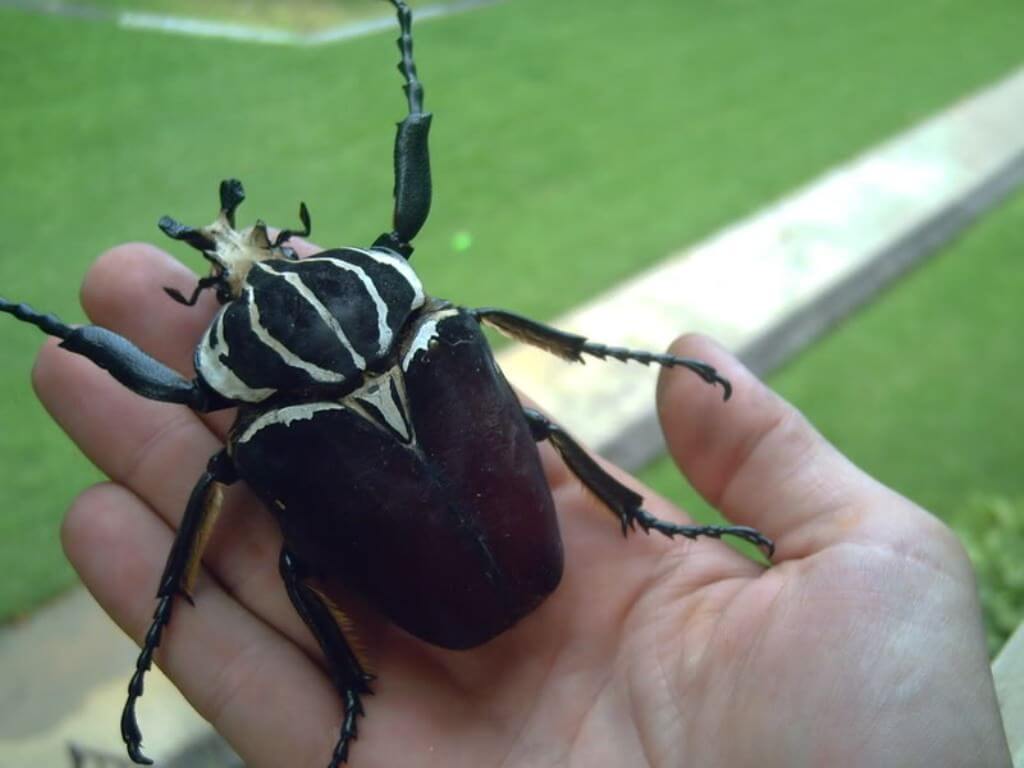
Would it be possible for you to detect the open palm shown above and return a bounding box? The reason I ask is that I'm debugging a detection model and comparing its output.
[34,243,1008,768]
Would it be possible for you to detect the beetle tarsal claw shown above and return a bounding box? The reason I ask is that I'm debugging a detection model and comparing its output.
[163,286,188,304]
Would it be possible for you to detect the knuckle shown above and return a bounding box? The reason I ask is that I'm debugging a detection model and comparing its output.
[80,243,172,314]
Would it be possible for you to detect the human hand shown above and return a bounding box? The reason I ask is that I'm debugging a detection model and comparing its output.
[34,242,1009,767]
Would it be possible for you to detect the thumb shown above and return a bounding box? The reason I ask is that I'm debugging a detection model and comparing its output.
[656,334,961,565]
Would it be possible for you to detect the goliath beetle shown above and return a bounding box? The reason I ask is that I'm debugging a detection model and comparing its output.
[0,2,773,765]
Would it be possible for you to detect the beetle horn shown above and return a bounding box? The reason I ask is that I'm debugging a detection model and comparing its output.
[219,179,245,228]
[273,202,312,247]
[251,221,272,249]
[158,216,217,253]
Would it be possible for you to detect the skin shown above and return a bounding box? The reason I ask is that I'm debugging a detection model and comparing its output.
[31,241,1010,768]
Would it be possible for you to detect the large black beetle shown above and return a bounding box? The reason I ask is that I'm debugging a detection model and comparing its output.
[0,2,773,765]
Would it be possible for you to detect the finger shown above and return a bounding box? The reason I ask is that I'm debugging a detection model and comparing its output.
[513,390,764,587]
[32,337,312,653]
[62,482,346,768]
[79,243,234,438]
[80,238,323,440]
[38,240,342,652]
[656,335,951,560]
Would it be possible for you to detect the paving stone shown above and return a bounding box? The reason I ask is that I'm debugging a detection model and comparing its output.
[0,589,216,767]
[496,66,1024,471]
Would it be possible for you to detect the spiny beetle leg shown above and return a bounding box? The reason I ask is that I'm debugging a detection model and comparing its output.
[523,408,774,558]
[164,275,219,307]
[0,298,233,411]
[122,450,238,765]
[0,297,71,339]
[629,507,775,555]
[472,308,732,400]
[280,550,374,767]
[374,0,433,258]
[389,0,424,114]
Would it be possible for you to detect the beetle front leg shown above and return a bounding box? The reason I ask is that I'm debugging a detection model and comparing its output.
[0,298,232,411]
[473,307,732,400]
[279,550,374,767]
[373,0,432,258]
[122,450,238,765]
[522,408,774,557]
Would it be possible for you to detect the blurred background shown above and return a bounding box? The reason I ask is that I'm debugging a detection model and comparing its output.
[1,0,1023,758]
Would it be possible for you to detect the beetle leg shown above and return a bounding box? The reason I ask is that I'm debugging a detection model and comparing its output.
[522,408,774,558]
[163,275,220,307]
[279,549,375,767]
[0,298,233,411]
[373,0,432,258]
[472,307,733,400]
[122,450,238,765]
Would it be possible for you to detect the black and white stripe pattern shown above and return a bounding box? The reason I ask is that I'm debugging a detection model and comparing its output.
[236,366,415,447]
[195,247,425,402]
[346,366,415,444]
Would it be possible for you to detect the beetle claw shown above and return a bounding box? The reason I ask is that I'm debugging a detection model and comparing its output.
[125,743,153,766]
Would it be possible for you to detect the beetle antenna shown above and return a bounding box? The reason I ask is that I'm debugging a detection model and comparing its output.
[388,0,424,114]
[273,202,312,247]
[372,0,433,258]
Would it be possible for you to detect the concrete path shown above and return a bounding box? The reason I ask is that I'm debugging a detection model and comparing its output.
[0,0,504,46]
[0,588,226,767]
[2,63,1022,768]
[995,621,1024,767]
[497,65,1024,471]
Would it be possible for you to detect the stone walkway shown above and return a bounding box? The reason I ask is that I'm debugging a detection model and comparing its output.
[2,64,1022,768]
[0,0,504,46]
[497,65,1024,471]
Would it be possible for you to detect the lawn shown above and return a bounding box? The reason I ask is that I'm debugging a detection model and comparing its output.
[2,0,1024,620]
[639,186,1024,652]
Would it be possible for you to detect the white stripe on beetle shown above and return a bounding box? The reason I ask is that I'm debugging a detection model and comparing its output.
[247,287,348,384]
[197,307,276,403]
[301,255,397,355]
[362,248,426,312]
[238,402,348,444]
[348,367,413,442]
[255,261,367,370]
[401,308,460,372]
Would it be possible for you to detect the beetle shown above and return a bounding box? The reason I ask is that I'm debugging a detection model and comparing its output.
[0,2,774,766]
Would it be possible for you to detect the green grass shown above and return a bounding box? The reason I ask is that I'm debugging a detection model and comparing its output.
[640,187,1024,648]
[2,0,1024,621]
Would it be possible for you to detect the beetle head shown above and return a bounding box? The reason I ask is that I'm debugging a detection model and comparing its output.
[160,179,311,306]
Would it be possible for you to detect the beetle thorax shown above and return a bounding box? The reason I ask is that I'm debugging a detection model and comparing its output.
[195,247,427,404]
